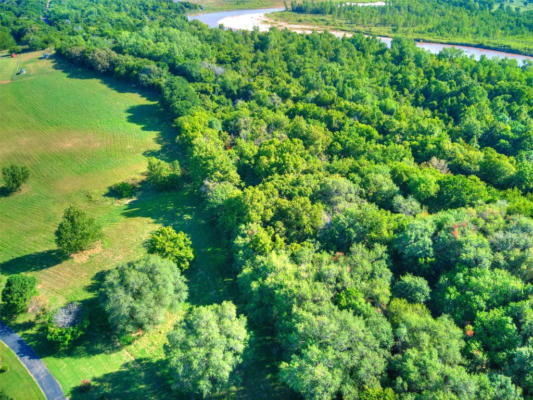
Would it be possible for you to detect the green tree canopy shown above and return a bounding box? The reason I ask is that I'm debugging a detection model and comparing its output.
[55,206,102,255]
[100,256,188,333]
[1,275,37,317]
[165,301,248,398]
[147,226,194,271]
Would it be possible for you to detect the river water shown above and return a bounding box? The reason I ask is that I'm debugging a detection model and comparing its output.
[189,8,533,64]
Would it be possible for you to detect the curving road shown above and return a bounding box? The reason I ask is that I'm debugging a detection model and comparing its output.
[0,322,66,400]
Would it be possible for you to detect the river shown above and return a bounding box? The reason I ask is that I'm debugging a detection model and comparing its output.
[189,8,533,64]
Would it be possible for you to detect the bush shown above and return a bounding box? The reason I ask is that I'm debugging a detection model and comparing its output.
[2,164,29,193]
[147,227,194,271]
[55,206,102,255]
[1,275,37,316]
[46,303,88,350]
[111,181,136,198]
[147,158,181,190]
[100,256,188,333]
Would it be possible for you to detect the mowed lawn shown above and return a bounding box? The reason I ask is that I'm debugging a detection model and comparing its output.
[0,340,46,400]
[0,52,233,398]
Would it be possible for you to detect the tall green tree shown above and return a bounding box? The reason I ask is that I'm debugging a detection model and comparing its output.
[100,256,188,333]
[165,301,248,398]
[55,206,101,255]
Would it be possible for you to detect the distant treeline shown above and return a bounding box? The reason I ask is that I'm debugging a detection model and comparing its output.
[288,0,533,54]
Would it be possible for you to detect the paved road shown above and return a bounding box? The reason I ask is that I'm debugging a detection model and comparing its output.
[0,322,66,400]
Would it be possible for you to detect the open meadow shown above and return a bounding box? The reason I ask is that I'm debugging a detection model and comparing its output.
[0,51,242,398]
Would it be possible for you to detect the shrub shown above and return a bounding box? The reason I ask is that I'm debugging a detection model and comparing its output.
[46,303,88,350]
[1,275,37,316]
[55,206,102,255]
[147,158,181,190]
[111,181,136,198]
[147,227,194,271]
[2,164,29,193]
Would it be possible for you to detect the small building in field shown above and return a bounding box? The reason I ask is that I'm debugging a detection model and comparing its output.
[10,53,16,58]
[42,53,49,59]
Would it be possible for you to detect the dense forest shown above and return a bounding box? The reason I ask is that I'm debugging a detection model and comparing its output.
[286,0,533,54]
[1,0,533,398]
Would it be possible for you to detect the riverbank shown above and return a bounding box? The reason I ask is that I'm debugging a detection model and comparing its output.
[269,11,533,57]
[186,0,284,13]
[198,9,533,63]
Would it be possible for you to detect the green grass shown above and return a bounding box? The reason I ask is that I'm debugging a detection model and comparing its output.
[0,341,46,400]
[0,51,233,397]
[0,54,19,81]
[188,0,285,12]
[0,51,291,399]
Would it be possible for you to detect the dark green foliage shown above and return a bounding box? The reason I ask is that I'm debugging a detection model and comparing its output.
[165,301,248,398]
[147,226,194,271]
[100,256,188,333]
[1,275,37,317]
[392,274,431,303]
[110,181,136,198]
[55,206,102,255]
[2,164,29,193]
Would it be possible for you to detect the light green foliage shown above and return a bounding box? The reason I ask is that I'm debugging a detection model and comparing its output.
[147,226,194,270]
[165,301,248,398]
[100,256,188,333]
[321,203,395,251]
[2,164,29,193]
[474,308,522,366]
[280,305,390,400]
[54,205,102,255]
[147,157,181,190]
[435,267,526,324]
[1,275,37,316]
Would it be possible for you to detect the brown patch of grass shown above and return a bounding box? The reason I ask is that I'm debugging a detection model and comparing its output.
[72,241,103,263]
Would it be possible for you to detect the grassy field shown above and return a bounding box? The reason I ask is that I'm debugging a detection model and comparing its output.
[0,51,291,399]
[0,341,45,400]
[0,51,231,398]
[188,0,285,12]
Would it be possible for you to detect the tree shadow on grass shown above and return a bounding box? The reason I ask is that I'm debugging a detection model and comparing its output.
[50,57,160,101]
[125,103,183,164]
[70,358,172,400]
[122,186,235,306]
[0,249,66,275]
